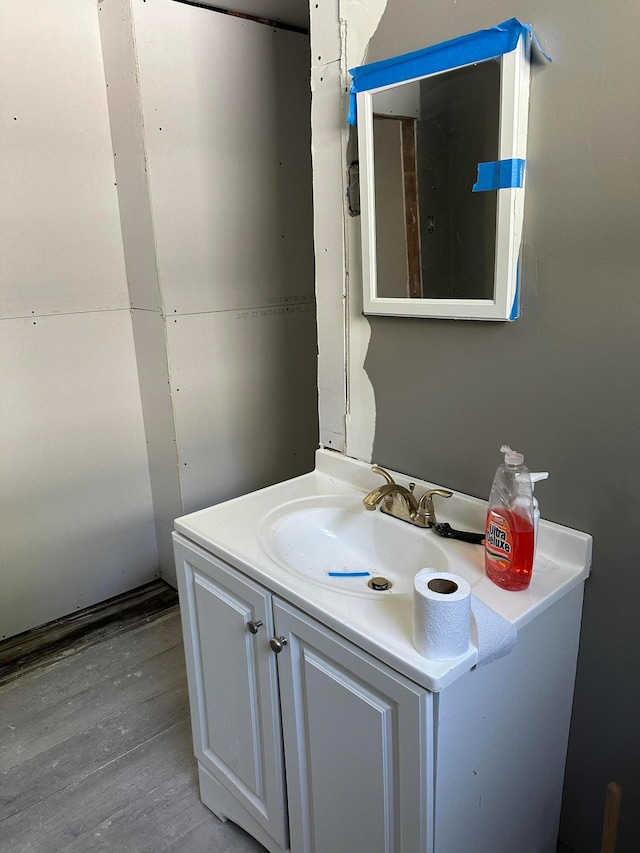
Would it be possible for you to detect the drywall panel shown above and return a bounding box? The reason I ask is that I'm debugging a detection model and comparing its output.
[310,0,340,65]
[98,0,163,312]
[0,311,158,639]
[131,0,314,315]
[310,0,388,456]
[166,308,318,515]
[155,517,179,588]
[310,60,347,450]
[130,309,183,569]
[0,0,129,319]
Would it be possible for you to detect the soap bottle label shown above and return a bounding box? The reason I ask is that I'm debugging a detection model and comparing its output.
[485,511,513,567]
[484,508,535,590]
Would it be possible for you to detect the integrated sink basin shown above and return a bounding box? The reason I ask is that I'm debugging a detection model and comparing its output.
[175,448,592,690]
[259,495,449,595]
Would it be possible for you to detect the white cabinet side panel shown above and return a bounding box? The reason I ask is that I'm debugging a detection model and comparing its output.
[0,0,129,319]
[0,312,157,639]
[167,309,318,514]
[131,0,315,315]
[434,586,584,853]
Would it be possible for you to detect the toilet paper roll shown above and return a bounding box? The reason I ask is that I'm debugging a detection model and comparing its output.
[413,569,472,660]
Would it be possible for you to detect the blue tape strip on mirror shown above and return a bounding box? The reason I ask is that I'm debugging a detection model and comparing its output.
[472,158,526,192]
[347,18,550,126]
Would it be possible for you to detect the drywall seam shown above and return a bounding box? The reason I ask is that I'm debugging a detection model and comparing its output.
[0,307,136,321]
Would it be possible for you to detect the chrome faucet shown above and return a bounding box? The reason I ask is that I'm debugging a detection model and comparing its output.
[363,466,452,529]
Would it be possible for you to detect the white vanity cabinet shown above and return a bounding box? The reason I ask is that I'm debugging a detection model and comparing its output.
[172,451,590,853]
[174,535,434,853]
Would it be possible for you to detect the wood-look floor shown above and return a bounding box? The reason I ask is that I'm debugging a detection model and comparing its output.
[0,597,267,852]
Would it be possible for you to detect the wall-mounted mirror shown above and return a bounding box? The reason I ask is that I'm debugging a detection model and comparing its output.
[350,20,536,320]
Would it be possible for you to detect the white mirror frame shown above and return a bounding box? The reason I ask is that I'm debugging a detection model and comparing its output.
[358,37,531,320]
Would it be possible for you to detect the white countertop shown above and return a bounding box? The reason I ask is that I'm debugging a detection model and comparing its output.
[174,449,592,691]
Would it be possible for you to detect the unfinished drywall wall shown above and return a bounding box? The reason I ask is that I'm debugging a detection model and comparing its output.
[318,1,639,850]
[308,0,388,459]
[308,0,348,451]
[0,0,158,638]
[101,0,318,583]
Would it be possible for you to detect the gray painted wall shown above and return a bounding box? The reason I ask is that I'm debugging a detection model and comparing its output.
[362,2,639,851]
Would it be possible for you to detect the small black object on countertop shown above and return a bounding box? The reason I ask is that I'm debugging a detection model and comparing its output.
[431,522,485,546]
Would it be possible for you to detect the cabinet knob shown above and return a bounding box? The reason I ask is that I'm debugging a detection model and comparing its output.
[269,636,288,654]
[247,620,263,634]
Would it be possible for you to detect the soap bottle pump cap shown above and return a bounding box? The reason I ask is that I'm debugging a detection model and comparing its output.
[530,472,549,490]
[500,444,524,466]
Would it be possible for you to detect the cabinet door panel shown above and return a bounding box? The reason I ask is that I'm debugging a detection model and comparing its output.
[300,648,397,851]
[274,599,433,853]
[174,537,287,847]
[192,572,264,791]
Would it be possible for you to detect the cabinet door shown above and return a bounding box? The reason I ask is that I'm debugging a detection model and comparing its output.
[174,537,288,848]
[274,599,434,853]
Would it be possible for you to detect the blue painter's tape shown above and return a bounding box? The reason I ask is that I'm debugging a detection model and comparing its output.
[328,571,371,577]
[472,158,526,192]
[509,261,521,321]
[347,18,550,126]
[346,87,358,126]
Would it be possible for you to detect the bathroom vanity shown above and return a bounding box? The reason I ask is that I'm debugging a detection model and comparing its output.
[173,450,591,853]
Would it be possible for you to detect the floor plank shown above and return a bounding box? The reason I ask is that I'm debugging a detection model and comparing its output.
[0,600,267,853]
[63,763,265,853]
[0,640,187,773]
[0,717,195,850]
[0,682,188,821]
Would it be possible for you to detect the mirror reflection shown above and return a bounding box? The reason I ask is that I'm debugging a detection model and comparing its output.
[373,59,501,301]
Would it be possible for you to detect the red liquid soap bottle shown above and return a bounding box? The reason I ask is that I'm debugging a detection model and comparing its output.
[484,445,535,591]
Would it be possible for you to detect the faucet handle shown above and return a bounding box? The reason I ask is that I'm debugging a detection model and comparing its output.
[416,488,454,526]
[371,467,417,498]
[418,488,454,510]
[371,466,396,485]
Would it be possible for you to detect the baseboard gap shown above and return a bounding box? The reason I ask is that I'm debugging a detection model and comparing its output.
[0,580,179,685]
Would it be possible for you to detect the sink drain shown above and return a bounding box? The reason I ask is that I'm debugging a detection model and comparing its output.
[368,576,392,591]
